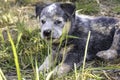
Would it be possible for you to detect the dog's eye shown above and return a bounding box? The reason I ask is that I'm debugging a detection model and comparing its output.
[54,20,62,25]
[41,20,46,24]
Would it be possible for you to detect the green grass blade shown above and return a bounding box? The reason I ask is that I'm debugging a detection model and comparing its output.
[7,30,21,80]
[0,68,7,80]
[82,31,91,80]
[87,66,120,71]
[0,29,4,43]
[74,63,78,80]
[46,70,54,80]
[16,32,22,49]
[35,60,39,80]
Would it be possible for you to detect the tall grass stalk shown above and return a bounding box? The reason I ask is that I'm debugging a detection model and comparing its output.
[0,68,6,80]
[74,63,79,80]
[35,60,39,80]
[7,29,21,80]
[60,21,70,64]
[46,70,54,80]
[82,31,91,80]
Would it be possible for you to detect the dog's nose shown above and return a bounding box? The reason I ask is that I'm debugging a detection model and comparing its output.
[43,29,52,37]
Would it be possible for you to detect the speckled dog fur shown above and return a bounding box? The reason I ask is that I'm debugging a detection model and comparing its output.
[35,2,120,76]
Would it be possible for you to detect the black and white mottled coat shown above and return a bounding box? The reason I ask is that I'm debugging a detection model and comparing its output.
[35,2,120,76]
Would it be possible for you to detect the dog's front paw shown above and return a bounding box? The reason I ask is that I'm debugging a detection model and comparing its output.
[51,63,71,77]
[38,66,44,72]
[38,65,50,72]
[96,49,118,60]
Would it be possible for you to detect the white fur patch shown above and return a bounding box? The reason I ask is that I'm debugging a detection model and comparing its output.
[76,13,94,21]
[76,13,94,19]
[47,4,57,12]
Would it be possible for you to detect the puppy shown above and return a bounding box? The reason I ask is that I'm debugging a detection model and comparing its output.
[35,2,120,76]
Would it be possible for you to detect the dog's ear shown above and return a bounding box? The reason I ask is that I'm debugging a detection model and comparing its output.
[60,3,75,17]
[35,2,48,17]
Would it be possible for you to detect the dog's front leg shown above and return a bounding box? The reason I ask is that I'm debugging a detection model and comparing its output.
[52,52,81,77]
[38,51,57,72]
[38,55,52,72]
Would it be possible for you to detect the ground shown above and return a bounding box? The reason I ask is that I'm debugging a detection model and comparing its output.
[0,0,120,80]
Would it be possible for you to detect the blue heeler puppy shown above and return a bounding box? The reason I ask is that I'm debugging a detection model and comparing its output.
[35,2,120,76]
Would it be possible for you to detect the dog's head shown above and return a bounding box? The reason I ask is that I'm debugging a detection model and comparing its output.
[35,2,75,42]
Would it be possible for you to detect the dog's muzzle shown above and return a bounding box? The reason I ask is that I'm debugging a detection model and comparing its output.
[43,29,52,38]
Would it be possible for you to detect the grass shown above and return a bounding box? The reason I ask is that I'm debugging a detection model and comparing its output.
[0,68,7,80]
[82,31,91,80]
[7,28,21,80]
[76,0,99,15]
[0,0,120,80]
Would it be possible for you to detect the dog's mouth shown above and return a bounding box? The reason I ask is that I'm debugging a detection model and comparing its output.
[43,36,61,43]
[45,37,56,40]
